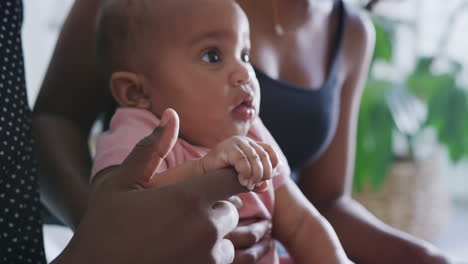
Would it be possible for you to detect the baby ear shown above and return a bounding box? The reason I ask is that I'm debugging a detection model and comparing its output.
[110,72,151,109]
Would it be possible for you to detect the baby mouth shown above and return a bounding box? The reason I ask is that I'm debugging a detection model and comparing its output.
[232,97,256,121]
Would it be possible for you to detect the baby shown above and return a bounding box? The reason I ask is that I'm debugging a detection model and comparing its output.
[92,0,350,263]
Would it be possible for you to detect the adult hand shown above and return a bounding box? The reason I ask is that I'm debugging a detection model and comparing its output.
[53,109,247,264]
[416,246,452,264]
[226,220,274,263]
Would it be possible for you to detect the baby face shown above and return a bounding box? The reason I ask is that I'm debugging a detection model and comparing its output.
[142,0,259,148]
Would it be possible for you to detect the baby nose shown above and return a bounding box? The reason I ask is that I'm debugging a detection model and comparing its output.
[230,62,252,87]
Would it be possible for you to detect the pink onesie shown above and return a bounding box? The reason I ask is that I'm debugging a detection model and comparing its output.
[92,108,291,264]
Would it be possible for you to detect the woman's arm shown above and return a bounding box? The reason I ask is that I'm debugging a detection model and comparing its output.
[33,0,111,229]
[297,8,449,264]
[274,178,349,263]
[52,123,246,264]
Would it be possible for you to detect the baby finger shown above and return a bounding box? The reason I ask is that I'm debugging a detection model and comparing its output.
[248,140,273,182]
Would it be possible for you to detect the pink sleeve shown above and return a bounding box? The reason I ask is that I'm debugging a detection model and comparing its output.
[248,118,291,190]
[91,108,161,181]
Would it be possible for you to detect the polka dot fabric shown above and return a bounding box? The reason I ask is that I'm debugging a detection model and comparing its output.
[0,0,46,263]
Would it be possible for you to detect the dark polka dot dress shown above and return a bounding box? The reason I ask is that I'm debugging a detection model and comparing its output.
[0,0,46,263]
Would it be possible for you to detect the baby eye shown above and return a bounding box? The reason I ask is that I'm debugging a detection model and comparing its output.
[201,49,221,63]
[241,52,250,63]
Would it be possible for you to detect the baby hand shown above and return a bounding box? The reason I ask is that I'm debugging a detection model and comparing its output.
[201,136,280,191]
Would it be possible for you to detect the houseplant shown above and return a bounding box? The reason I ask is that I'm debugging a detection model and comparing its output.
[352,13,468,240]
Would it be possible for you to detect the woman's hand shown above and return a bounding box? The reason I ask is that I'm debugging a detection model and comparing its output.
[226,219,274,263]
[53,110,247,264]
[413,245,452,264]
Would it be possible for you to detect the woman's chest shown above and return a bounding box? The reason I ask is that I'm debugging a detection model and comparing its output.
[256,68,344,172]
[251,38,333,90]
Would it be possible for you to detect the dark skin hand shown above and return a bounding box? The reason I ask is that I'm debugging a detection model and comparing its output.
[236,0,450,263]
[51,110,247,264]
[33,0,106,229]
[225,220,274,263]
[33,0,272,261]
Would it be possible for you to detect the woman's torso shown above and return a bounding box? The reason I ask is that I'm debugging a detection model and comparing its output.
[245,0,348,177]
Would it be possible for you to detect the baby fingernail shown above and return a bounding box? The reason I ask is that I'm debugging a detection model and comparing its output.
[249,180,255,190]
[239,177,247,187]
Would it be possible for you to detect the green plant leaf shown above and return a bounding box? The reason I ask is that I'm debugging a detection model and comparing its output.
[372,19,393,63]
[354,79,393,191]
[354,23,468,192]
[407,57,468,163]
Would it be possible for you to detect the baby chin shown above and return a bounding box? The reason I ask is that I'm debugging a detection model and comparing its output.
[231,116,257,137]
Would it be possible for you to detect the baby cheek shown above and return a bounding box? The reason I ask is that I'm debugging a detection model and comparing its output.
[251,74,260,90]
[252,80,261,104]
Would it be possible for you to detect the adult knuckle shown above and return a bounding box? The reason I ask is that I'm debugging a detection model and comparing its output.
[204,217,221,243]
[238,252,257,264]
[244,231,259,245]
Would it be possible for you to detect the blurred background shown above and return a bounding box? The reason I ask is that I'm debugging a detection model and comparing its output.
[21,0,468,262]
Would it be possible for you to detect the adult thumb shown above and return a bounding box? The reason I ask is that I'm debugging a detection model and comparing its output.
[116,108,179,188]
[179,168,249,205]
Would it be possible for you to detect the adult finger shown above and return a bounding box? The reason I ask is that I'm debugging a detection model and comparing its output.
[233,238,273,264]
[227,195,244,209]
[226,220,272,249]
[181,168,248,205]
[212,238,236,264]
[210,200,240,242]
[172,169,247,231]
[117,108,179,187]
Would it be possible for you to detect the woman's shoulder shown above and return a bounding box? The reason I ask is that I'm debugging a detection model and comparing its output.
[333,3,376,98]
[340,3,376,78]
[342,3,375,54]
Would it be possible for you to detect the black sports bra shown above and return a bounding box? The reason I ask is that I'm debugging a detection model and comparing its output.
[256,0,346,177]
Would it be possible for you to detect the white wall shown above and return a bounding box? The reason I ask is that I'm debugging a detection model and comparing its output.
[22,0,73,107]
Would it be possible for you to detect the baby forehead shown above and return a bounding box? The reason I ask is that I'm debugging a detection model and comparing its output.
[143,0,248,40]
[141,0,239,16]
[160,1,246,27]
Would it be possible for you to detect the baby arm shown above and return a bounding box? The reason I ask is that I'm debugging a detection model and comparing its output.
[273,178,352,264]
[93,136,279,191]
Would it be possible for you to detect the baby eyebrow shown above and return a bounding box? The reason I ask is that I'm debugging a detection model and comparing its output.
[188,30,233,46]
